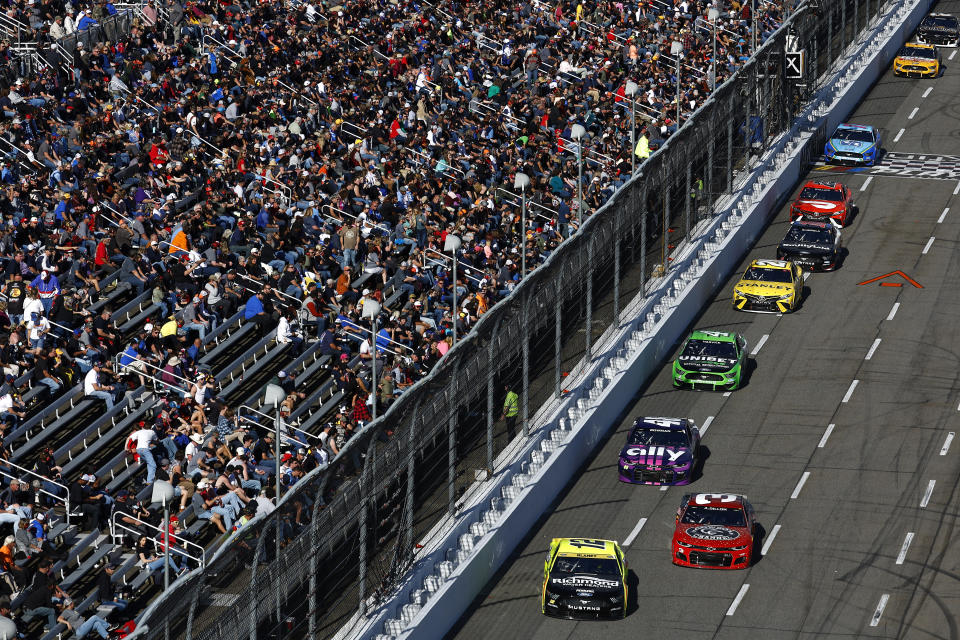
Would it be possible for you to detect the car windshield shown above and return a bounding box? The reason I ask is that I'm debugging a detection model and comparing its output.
[784,226,833,244]
[898,45,936,59]
[833,128,874,143]
[629,427,690,447]
[681,506,747,527]
[798,187,844,201]
[552,557,621,577]
[680,339,738,360]
[924,15,957,28]
[742,267,793,283]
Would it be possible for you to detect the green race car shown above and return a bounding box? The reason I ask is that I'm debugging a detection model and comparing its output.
[672,330,747,391]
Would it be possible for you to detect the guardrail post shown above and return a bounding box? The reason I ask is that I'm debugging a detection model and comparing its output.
[585,240,593,357]
[554,282,562,399]
[522,293,530,438]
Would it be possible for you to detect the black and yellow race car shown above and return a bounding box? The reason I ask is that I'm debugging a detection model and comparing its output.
[541,538,628,619]
[893,42,941,78]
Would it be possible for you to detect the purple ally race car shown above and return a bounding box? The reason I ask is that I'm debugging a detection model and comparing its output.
[618,417,701,485]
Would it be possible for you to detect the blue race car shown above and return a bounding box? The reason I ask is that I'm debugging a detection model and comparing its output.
[824,123,881,166]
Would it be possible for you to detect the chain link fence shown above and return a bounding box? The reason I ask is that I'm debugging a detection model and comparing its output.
[131,1,891,638]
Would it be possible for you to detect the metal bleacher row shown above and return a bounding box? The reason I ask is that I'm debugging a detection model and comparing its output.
[0,252,408,638]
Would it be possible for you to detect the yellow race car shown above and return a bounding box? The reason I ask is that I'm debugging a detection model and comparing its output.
[894,42,941,77]
[732,259,803,313]
[541,538,628,619]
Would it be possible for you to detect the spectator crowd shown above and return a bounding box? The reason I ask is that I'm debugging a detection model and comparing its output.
[0,0,793,635]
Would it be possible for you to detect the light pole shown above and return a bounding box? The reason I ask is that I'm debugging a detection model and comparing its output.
[361,298,381,421]
[443,233,461,345]
[152,480,176,590]
[570,123,586,228]
[514,172,530,279]
[671,40,683,126]
[624,81,638,175]
[708,7,720,91]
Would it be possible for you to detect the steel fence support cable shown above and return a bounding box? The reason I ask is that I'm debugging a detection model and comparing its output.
[522,293,530,438]
[554,280,562,399]
[447,363,459,516]
[613,209,621,325]
[585,239,593,357]
[684,160,692,242]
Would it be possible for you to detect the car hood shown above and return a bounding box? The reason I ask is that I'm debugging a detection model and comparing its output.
[619,444,693,467]
[896,56,936,64]
[735,280,793,295]
[548,574,622,596]
[794,199,844,213]
[676,354,739,372]
[829,138,875,153]
[675,523,752,548]
[920,24,956,32]
[778,241,834,255]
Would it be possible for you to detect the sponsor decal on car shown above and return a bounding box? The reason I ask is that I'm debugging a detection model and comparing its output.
[552,576,620,588]
[685,526,740,541]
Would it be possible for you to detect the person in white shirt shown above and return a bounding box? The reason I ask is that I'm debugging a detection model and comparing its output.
[130,426,158,484]
[276,310,303,356]
[84,363,116,409]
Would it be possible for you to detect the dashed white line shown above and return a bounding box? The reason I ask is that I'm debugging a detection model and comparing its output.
[860,176,873,192]
[887,302,900,321]
[842,380,860,403]
[893,128,905,143]
[951,50,958,61]
[700,416,714,436]
[791,471,811,499]
[908,107,919,120]
[750,334,769,356]
[761,524,781,556]
[865,338,881,360]
[895,532,915,565]
[723,391,732,397]
[941,432,955,455]
[726,584,750,616]
[870,594,890,627]
[954,180,960,196]
[923,86,934,98]
[921,480,936,508]
[922,237,935,254]
[660,485,668,491]
[818,423,836,448]
[622,517,647,546]
[939,207,950,224]
[802,270,811,282]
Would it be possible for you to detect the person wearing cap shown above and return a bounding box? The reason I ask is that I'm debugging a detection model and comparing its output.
[225,447,264,491]
[68,474,103,531]
[130,423,158,485]
[0,386,26,427]
[118,250,148,295]
[0,534,26,591]
[84,360,119,409]
[57,594,115,638]
[276,308,304,357]
[118,338,147,387]
[96,561,129,612]
[14,519,43,559]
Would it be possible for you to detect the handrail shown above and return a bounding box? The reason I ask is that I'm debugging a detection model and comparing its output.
[238,404,321,445]
[0,461,70,524]
[203,31,243,61]
[110,511,205,568]
[336,318,411,355]
[110,361,190,397]
[117,355,207,389]
[233,272,300,304]
[495,188,557,219]
[423,248,487,278]
[422,256,484,286]
[256,172,292,205]
[320,204,391,233]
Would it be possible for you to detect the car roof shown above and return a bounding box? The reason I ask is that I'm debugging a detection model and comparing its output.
[801,180,842,190]
[748,259,791,270]
[928,12,956,18]
[688,330,737,342]
[900,41,936,50]
[632,416,691,431]
[686,493,748,508]
[789,220,833,231]
[554,538,619,558]
[835,123,874,132]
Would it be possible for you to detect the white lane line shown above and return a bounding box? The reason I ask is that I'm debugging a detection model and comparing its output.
[700,416,714,436]
[818,423,836,448]
[842,380,860,403]
[802,270,811,282]
[750,334,769,356]
[893,128,905,143]
[951,50,958,61]
[660,485,668,491]
[761,524,781,556]
[887,302,900,321]
[791,471,811,499]
[895,532,915,565]
[622,517,647,546]
[865,338,881,360]
[954,180,960,196]
[723,391,732,397]
[921,480,936,508]
[908,107,919,120]
[870,594,890,627]
[939,207,950,224]
[860,176,873,192]
[726,584,750,616]
[941,432,955,455]
[922,237,935,254]
[923,86,933,98]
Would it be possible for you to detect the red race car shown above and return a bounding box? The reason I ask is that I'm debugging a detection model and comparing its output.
[789,180,853,226]
[672,493,758,570]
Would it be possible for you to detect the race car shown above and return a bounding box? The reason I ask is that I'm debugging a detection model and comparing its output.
[618,417,701,485]
[672,493,758,570]
[671,331,747,391]
[824,123,881,166]
[777,220,843,271]
[789,180,853,226]
[916,13,960,47]
[732,259,803,314]
[541,538,628,619]
[893,42,941,78]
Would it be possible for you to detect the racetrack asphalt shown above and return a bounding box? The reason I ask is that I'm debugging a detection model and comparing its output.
[447,5,960,639]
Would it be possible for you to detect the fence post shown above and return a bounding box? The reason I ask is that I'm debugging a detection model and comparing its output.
[613,212,621,324]
[447,365,458,516]
[358,437,377,616]
[585,240,593,357]
[852,0,858,42]
[185,584,200,640]
[274,513,282,637]
[841,0,847,52]
[684,160,692,241]
[640,186,647,289]
[707,131,715,216]
[522,292,530,437]
[405,401,423,554]
[726,119,734,192]
[249,526,268,640]
[554,280,562,398]
[828,0,834,61]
